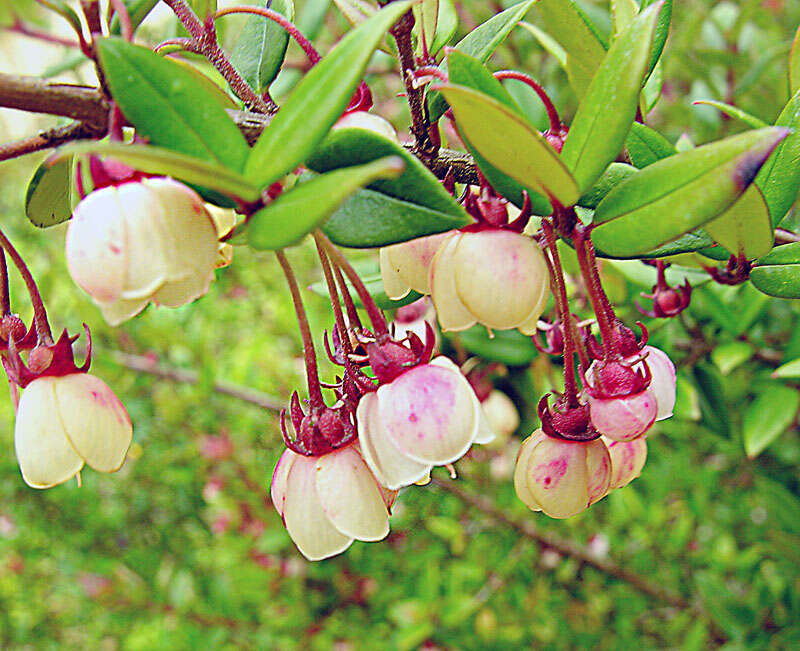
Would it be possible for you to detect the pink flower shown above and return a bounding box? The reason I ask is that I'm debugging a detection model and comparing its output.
[639,346,676,421]
[603,436,648,491]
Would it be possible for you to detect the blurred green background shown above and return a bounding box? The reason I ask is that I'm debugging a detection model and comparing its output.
[1,0,800,648]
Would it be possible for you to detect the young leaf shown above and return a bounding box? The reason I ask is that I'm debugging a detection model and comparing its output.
[750,242,800,299]
[754,89,800,227]
[743,384,799,458]
[321,187,470,248]
[230,0,294,94]
[247,157,405,250]
[430,0,457,56]
[560,2,662,193]
[577,163,637,209]
[110,0,159,34]
[704,185,773,260]
[306,127,466,218]
[50,142,261,202]
[642,0,671,78]
[790,24,800,96]
[625,122,677,168]
[772,358,800,380]
[692,100,769,129]
[611,0,638,39]
[592,127,789,257]
[439,85,579,206]
[427,0,536,122]
[413,0,438,57]
[25,157,73,228]
[519,21,567,68]
[245,0,413,189]
[96,38,250,172]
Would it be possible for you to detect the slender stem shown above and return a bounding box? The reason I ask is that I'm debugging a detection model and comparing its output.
[108,0,133,41]
[332,263,362,331]
[0,121,102,163]
[316,232,388,336]
[5,20,79,48]
[0,249,10,315]
[494,70,561,133]
[161,0,204,38]
[313,233,351,353]
[275,250,324,409]
[215,6,321,63]
[0,228,52,342]
[584,232,617,322]
[574,227,617,359]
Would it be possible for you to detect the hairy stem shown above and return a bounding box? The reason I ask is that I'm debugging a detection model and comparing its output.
[574,226,617,359]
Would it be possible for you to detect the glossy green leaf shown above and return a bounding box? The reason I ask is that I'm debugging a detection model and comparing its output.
[50,142,261,202]
[790,24,800,95]
[245,0,413,189]
[561,3,662,193]
[454,326,541,367]
[248,157,404,250]
[230,0,294,93]
[611,0,638,39]
[692,100,769,129]
[413,0,438,57]
[96,38,250,172]
[321,187,470,248]
[519,21,567,68]
[704,185,773,259]
[711,341,753,375]
[427,1,536,122]
[772,358,800,380]
[640,60,663,115]
[577,163,637,209]
[592,128,789,257]
[743,384,799,458]
[439,85,579,206]
[642,0,671,78]
[754,89,800,227]
[625,122,676,168]
[25,157,73,228]
[307,127,466,218]
[467,146,552,215]
[430,0,457,55]
[751,242,800,299]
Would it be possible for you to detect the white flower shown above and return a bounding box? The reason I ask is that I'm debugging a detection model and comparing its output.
[380,232,451,300]
[602,436,648,491]
[14,373,132,489]
[66,177,220,325]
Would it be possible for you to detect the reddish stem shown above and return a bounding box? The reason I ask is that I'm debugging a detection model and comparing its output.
[107,0,133,41]
[494,70,562,133]
[6,20,79,48]
[332,264,362,331]
[574,226,617,360]
[0,249,10,315]
[313,234,351,355]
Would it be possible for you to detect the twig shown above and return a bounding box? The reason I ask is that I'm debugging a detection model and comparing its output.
[0,121,103,162]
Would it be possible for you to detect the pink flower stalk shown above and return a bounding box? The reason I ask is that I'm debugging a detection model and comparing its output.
[356,356,494,490]
[603,436,648,491]
[270,444,395,561]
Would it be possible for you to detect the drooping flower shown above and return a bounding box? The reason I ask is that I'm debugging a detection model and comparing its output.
[270,445,394,561]
[65,177,220,325]
[603,436,647,491]
[638,346,676,421]
[380,232,451,300]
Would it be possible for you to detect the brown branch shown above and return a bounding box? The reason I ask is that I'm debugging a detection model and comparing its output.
[0,121,103,162]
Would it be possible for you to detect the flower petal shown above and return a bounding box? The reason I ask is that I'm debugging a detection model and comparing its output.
[387,233,449,295]
[589,390,657,441]
[513,432,544,511]
[641,346,676,421]
[584,438,611,505]
[525,437,590,519]
[270,448,298,518]
[428,356,494,445]
[98,297,150,327]
[283,455,353,561]
[604,436,647,490]
[14,378,83,489]
[52,373,133,473]
[152,271,214,308]
[356,393,432,490]
[380,247,412,300]
[516,274,551,335]
[315,446,390,542]
[429,233,476,332]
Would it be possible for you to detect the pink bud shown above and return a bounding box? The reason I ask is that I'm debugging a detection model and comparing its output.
[588,390,657,442]
[514,429,610,518]
[380,232,451,300]
[639,346,676,421]
[603,436,647,490]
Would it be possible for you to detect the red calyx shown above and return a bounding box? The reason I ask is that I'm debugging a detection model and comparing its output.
[538,394,599,442]
[365,322,435,386]
[280,391,357,457]
[3,325,92,389]
[637,278,692,318]
[585,357,652,400]
[584,320,648,360]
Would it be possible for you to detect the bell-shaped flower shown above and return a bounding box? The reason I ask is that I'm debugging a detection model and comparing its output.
[514,429,610,518]
[14,372,132,488]
[638,346,676,421]
[356,356,494,490]
[481,389,520,447]
[380,232,450,300]
[429,230,549,333]
[270,444,393,561]
[66,177,220,326]
[603,436,647,491]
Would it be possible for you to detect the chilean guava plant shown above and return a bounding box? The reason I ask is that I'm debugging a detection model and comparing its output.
[1,0,800,646]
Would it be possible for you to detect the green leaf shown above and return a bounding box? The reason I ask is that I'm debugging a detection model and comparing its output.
[519,21,567,68]
[230,0,294,94]
[592,128,789,257]
[577,163,637,209]
[711,341,753,375]
[534,0,606,96]
[25,157,73,228]
[454,326,541,366]
[790,24,800,95]
[439,85,579,206]
[245,0,413,189]
[247,157,405,250]
[413,0,438,57]
[306,127,466,217]
[611,0,638,39]
[50,142,261,202]
[113,0,159,33]
[692,363,730,436]
[333,0,374,26]
[772,358,800,380]
[754,89,800,227]
[427,1,536,122]
[310,261,422,310]
[751,242,800,299]
[642,0,671,78]
[430,0,457,56]
[96,38,250,172]
[743,384,799,458]
[704,184,773,259]
[560,2,662,192]
[692,99,769,129]
[625,122,677,168]
[189,0,216,19]
[321,188,469,248]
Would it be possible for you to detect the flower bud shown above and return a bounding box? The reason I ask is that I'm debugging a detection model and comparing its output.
[270,444,391,561]
[356,356,494,490]
[14,373,132,488]
[603,436,647,490]
[380,232,450,300]
[429,230,549,333]
[639,346,676,421]
[513,429,610,518]
[66,178,220,326]
[588,391,657,442]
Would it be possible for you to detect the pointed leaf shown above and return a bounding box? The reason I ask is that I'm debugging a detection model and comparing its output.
[642,0,671,78]
[248,157,405,250]
[230,0,294,93]
[560,2,662,192]
[519,21,567,68]
[772,358,800,380]
[751,242,800,299]
[439,85,579,206]
[625,122,677,168]
[611,0,638,39]
[96,38,250,172]
[704,184,773,259]
[577,163,637,209]
[430,0,457,55]
[427,1,536,122]
[743,384,799,458]
[692,99,768,129]
[245,0,413,189]
[592,128,789,257]
[790,24,800,95]
[25,157,73,228]
[413,0,438,57]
